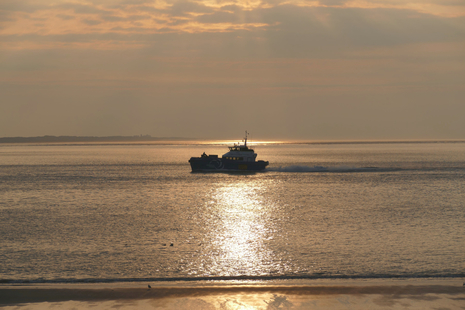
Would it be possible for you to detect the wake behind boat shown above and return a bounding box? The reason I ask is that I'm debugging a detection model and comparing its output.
[189,132,269,172]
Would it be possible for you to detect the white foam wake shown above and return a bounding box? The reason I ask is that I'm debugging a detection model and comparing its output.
[267,165,328,172]
[267,165,383,172]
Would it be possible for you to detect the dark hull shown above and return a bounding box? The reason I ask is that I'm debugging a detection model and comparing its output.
[189,157,268,172]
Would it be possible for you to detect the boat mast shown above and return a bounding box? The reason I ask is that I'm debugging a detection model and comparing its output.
[244,131,248,147]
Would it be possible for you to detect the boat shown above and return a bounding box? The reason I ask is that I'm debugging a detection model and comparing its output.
[189,132,269,172]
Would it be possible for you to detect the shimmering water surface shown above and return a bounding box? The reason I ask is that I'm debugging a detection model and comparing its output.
[0,142,464,283]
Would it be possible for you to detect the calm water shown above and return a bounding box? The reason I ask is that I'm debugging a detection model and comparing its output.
[0,142,464,283]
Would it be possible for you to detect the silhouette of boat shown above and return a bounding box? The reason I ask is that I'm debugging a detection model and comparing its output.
[189,132,269,172]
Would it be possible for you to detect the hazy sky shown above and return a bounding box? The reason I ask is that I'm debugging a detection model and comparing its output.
[1,0,464,140]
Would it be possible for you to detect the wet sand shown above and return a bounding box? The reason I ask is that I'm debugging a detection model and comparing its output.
[1,279,464,309]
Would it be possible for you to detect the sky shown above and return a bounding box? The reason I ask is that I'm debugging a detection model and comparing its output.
[1,0,464,140]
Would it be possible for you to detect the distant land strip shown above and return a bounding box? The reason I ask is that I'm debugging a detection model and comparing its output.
[0,135,195,144]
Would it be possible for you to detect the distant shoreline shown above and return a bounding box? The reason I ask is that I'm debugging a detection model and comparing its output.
[0,135,195,144]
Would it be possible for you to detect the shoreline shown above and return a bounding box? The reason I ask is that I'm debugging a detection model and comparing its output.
[2,278,464,309]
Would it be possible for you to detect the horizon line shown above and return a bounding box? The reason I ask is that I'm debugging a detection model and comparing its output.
[1,135,464,145]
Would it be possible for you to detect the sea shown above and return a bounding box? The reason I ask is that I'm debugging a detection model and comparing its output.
[1,141,464,285]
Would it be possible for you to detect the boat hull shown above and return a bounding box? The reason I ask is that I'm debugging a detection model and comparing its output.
[189,157,268,172]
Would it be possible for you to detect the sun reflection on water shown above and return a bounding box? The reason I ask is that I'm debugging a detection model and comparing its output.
[203,181,276,276]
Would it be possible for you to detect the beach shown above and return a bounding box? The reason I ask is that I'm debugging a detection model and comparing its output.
[2,279,465,309]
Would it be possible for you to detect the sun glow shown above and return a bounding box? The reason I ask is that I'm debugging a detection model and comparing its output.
[203,140,285,146]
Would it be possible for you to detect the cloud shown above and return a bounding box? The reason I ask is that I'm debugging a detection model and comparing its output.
[169,0,214,16]
[0,11,16,23]
[319,0,348,5]
[258,6,465,57]
[196,10,238,23]
[82,19,102,26]
[345,0,465,17]
[0,0,464,139]
[101,14,151,22]
[56,14,75,20]
[1,3,464,54]
[56,2,109,14]
[1,0,464,42]
[0,0,49,13]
